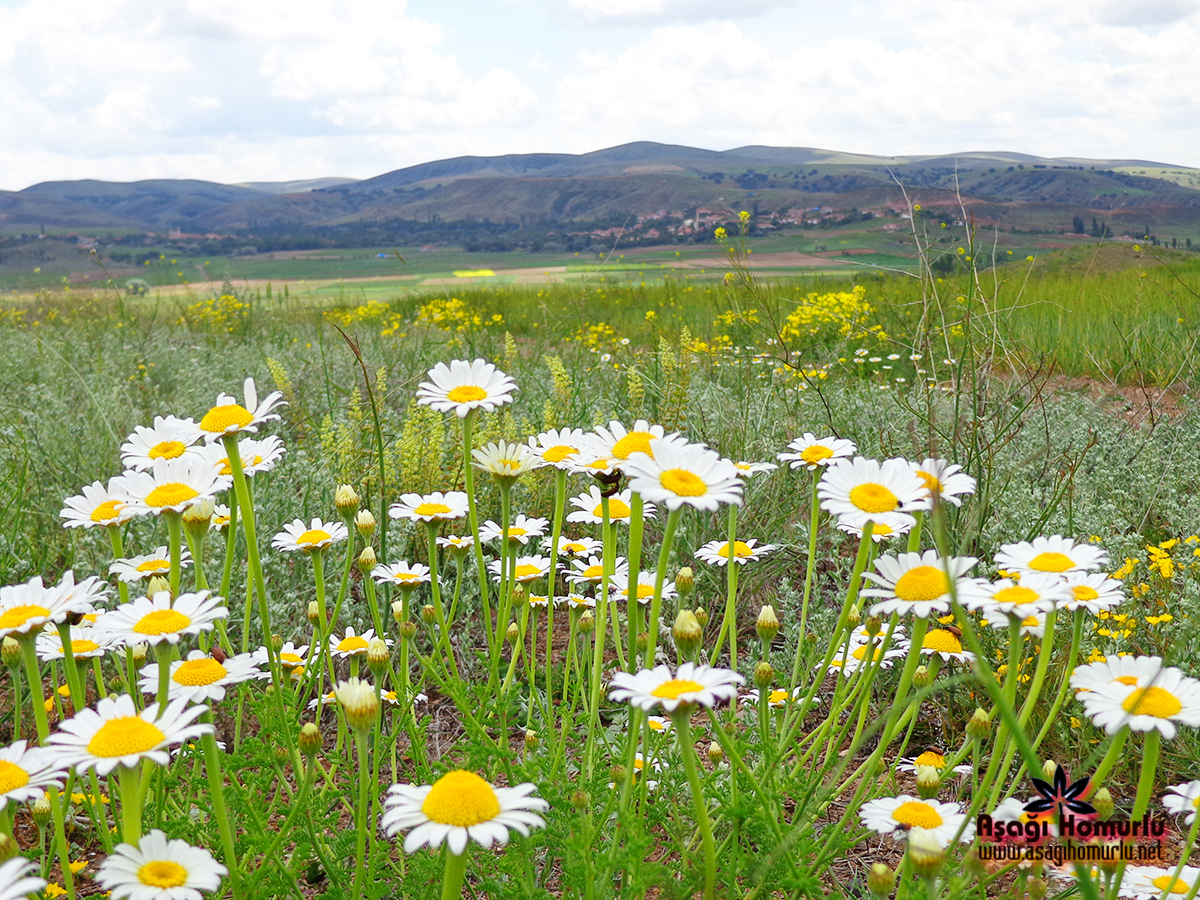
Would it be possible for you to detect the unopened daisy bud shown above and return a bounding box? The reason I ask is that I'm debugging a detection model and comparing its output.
[1042,759,1057,781]
[864,614,883,637]
[1,638,20,670]
[357,546,377,573]
[146,575,170,598]
[915,764,941,799]
[578,611,595,634]
[335,677,380,733]
[335,484,360,517]
[673,610,703,659]
[306,601,320,625]
[906,826,945,879]
[274,746,290,765]
[108,675,125,693]
[131,643,148,664]
[182,498,214,537]
[571,790,589,810]
[867,863,895,898]
[913,665,931,689]
[390,599,406,625]
[1092,787,1114,820]
[756,605,780,642]
[355,509,376,541]
[636,632,648,652]
[366,638,390,677]
[675,566,695,598]
[0,833,16,861]
[693,606,709,628]
[966,707,991,740]
[1028,877,1048,900]
[271,634,284,653]
[399,621,417,641]
[512,584,526,606]
[753,661,774,689]
[707,742,724,765]
[847,603,861,627]
[505,622,520,645]
[421,604,437,626]
[610,764,626,783]
[524,730,540,751]
[299,722,322,758]
[30,797,51,828]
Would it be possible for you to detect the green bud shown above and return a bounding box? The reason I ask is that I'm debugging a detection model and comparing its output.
[913,665,931,689]
[1093,787,1114,821]
[864,615,883,637]
[1,638,20,670]
[1028,878,1048,900]
[0,833,16,861]
[274,746,290,765]
[271,634,284,653]
[755,605,780,642]
[915,764,941,799]
[571,790,589,811]
[399,621,418,641]
[966,707,991,740]
[753,661,774,689]
[146,575,170,599]
[1042,759,1057,781]
[357,545,377,574]
[505,623,520,645]
[673,610,703,658]
[391,600,406,624]
[108,675,125,693]
[30,797,51,829]
[355,509,376,542]
[906,827,945,879]
[421,604,437,625]
[578,611,595,634]
[335,484,360,517]
[847,603,861,627]
[867,863,896,898]
[610,765,626,783]
[675,567,694,598]
[182,498,214,538]
[707,742,724,765]
[635,631,648,652]
[299,723,322,758]
[524,730,540,752]
[306,601,320,625]
[693,606,709,628]
[131,643,148,664]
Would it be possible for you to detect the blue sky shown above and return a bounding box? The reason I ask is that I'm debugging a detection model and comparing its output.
[1,0,1198,190]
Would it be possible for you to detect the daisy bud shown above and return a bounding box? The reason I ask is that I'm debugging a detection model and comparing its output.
[182,498,214,537]
[306,601,320,625]
[673,610,703,659]
[355,509,376,541]
[753,661,774,689]
[694,607,709,628]
[108,675,125,693]
[299,722,322,758]
[915,764,941,799]
[571,790,589,810]
[636,632,648,652]
[0,833,15,861]
[966,707,991,740]
[1028,878,1048,900]
[913,665,931,689]
[675,567,695,598]
[146,575,170,598]
[30,797,51,828]
[357,546,377,573]
[512,585,527,606]
[366,638,390,677]
[1093,787,1114,820]
[1,638,20,670]
[421,604,437,626]
[390,599,407,624]
[335,677,380,733]
[906,826,945,879]
[131,643,148,664]
[847,603,861,627]
[524,730,540,751]
[1042,759,1057,781]
[610,765,627,783]
[864,615,883,637]
[335,484,360,517]
[505,622,520,645]
[578,611,595,634]
[867,863,895,898]
[399,621,417,641]
[756,605,780,642]
[274,746,290,765]
[707,742,724,765]
[271,634,284,652]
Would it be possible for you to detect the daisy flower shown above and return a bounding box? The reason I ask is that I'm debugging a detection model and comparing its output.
[610,752,663,791]
[647,715,671,733]
[0,576,84,639]
[1079,664,1200,738]
[110,547,192,584]
[329,627,391,659]
[48,695,211,775]
[818,457,927,529]
[623,440,743,512]
[554,593,595,611]
[544,535,602,558]
[588,419,686,465]
[272,518,348,553]
[48,570,107,616]
[60,479,135,529]
[37,628,119,661]
[274,642,310,669]
[96,829,227,900]
[610,571,676,606]
[389,491,470,523]
[436,534,475,553]
[1059,572,1125,614]
[837,518,912,542]
[566,555,628,586]
[989,611,1047,639]
[608,662,744,713]
[1120,866,1200,900]
[732,460,777,478]
[472,440,544,479]
[478,515,548,545]
[1070,655,1165,694]
[567,487,656,526]
[566,452,621,477]
[416,359,516,418]
[139,650,267,703]
[778,433,856,471]
[198,377,285,440]
[488,555,551,584]
[958,573,1070,617]
[826,638,907,676]
[743,686,804,708]
[210,504,231,531]
[1163,780,1200,825]
[896,748,973,777]
[911,458,977,507]
[0,858,45,900]
[917,628,975,663]
[381,770,548,855]
[371,562,432,587]
[0,740,67,804]
[527,428,589,469]
[115,457,232,517]
[859,795,974,845]
[859,550,978,619]
[95,591,227,647]
[994,535,1109,576]
[694,538,778,567]
[202,435,286,477]
[120,416,204,471]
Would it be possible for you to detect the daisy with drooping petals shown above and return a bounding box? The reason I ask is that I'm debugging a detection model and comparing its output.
[0,740,67,803]
[272,518,348,553]
[120,416,204,471]
[198,377,285,440]
[1163,780,1200,825]
[329,627,392,659]
[48,695,211,775]
[818,457,927,529]
[743,686,804,708]
[918,628,975,663]
[210,504,231,531]
[732,460,777,478]
[694,538,778,567]
[0,577,81,639]
[96,829,227,900]
[544,535,602,558]
[959,573,1071,617]
[1079,664,1200,738]
[566,452,621,477]
[273,642,310,670]
[837,519,911,543]
[60,479,136,529]
[416,359,516,418]
[1058,572,1125,614]
[826,637,908,676]
[389,491,469,523]
[610,571,676,606]
[96,591,227,648]
[896,748,973,777]
[588,419,685,466]
[381,770,548,855]
[554,593,595,610]
[0,858,46,900]
[911,458,977,507]
[472,441,544,479]
[371,562,432,587]
[566,555,628,586]
[139,650,267,703]
[527,428,589,469]
[436,534,475,553]
[115,457,232,517]
[1120,866,1200,900]
[623,440,743,512]
[202,435,286,477]
[37,628,119,662]
[488,555,551,584]
[110,547,193,584]
[778,433,856,471]
[989,611,1047,639]
[859,795,974,845]
[859,550,978,619]
[608,662,744,713]
[1070,655,1165,694]
[994,535,1109,576]
[567,487,656,526]
[478,515,548,545]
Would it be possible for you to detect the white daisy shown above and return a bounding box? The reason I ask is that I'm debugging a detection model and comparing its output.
[837,518,912,543]
[778,433,856,471]
[958,573,1070,617]
[554,593,595,611]
[896,748,974,777]
[329,627,392,659]
[859,550,978,619]
[36,628,119,661]
[139,650,267,703]
[120,416,205,471]
[994,535,1109,576]
[1163,781,1200,825]
[859,795,974,845]
[544,536,602,558]
[47,695,211,775]
[527,428,589,469]
[825,637,908,676]
[96,591,228,647]
[732,460,778,479]
[416,359,516,418]
[274,642,310,670]
[381,770,548,855]
[436,534,475,553]
[1079,664,1200,739]
[911,458,977,507]
[989,611,1047,639]
[694,538,778,567]
[818,457,928,529]
[588,419,686,464]
[566,555,628,586]
[1059,572,1125,614]
[0,740,67,804]
[198,376,285,440]
[210,504,232,531]
[488,555,551,584]
[622,440,743,512]
[96,829,227,900]
[1070,655,1165,694]
[917,628,975,663]
[60,478,135,529]
[389,491,470,523]
[0,858,46,900]
[115,457,233,517]
[743,686,804,708]
[567,487,656,526]
[565,452,622,477]
[1120,866,1200,900]
[202,434,286,478]
[608,662,744,712]
[647,715,672,733]
[610,571,676,606]
[371,562,432,587]
[272,518,348,553]
[472,440,544,479]
[48,570,108,617]
[478,515,549,545]
[110,547,193,584]
[0,576,85,639]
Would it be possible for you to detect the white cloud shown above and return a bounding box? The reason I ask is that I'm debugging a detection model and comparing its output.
[566,0,805,24]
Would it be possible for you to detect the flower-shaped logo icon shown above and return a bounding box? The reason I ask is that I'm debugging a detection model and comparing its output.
[1025,764,1095,823]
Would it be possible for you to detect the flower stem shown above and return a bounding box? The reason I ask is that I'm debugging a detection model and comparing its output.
[674,710,717,900]
[199,710,241,900]
[461,414,495,669]
[351,728,371,900]
[643,508,683,666]
[165,510,184,598]
[440,849,469,900]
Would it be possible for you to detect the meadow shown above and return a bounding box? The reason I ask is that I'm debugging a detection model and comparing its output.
[0,229,1199,899]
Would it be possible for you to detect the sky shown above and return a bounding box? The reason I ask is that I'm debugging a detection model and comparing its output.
[2,0,1199,190]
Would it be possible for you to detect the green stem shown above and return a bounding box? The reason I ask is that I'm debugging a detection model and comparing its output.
[440,849,469,900]
[461,414,495,667]
[118,764,143,844]
[674,711,717,900]
[624,492,645,670]
[351,729,371,900]
[643,508,683,665]
[199,711,241,900]
[790,469,821,686]
[165,510,184,598]
[154,643,174,715]
[426,524,459,680]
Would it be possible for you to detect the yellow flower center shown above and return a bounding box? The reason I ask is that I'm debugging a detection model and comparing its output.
[1021,615,1039,628]
[892,566,949,603]
[71,640,100,654]
[913,750,947,769]
[563,542,586,553]
[514,564,542,580]
[1115,675,1140,686]
[137,860,189,888]
[133,609,192,636]
[849,482,899,513]
[446,385,487,404]
[337,636,369,653]
[145,483,200,509]
[394,573,420,583]
[582,565,603,579]
[200,403,254,433]
[542,444,578,463]
[718,541,754,559]
[1029,551,1075,572]
[421,770,501,826]
[1152,876,1191,894]
[87,716,166,757]
[90,500,123,522]
[651,678,704,700]
[993,586,1039,606]
[800,445,833,465]
[173,658,228,686]
[148,440,187,460]
[768,690,789,704]
[916,471,942,493]
[297,529,331,547]
[1122,686,1183,719]
[135,559,171,573]
[594,498,631,519]
[507,527,527,538]
[635,584,654,599]
[0,760,30,795]
[0,605,49,629]
[280,652,303,666]
[891,800,944,829]
[851,645,884,662]
[1072,585,1100,602]
[922,630,963,654]
[414,503,451,517]
[648,719,665,730]
[660,469,707,497]
[612,431,655,459]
